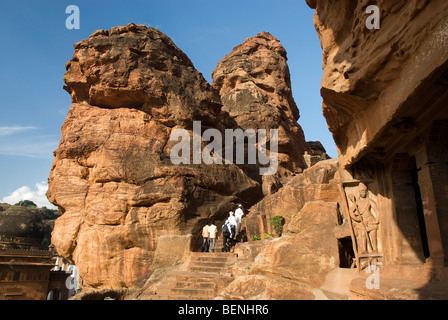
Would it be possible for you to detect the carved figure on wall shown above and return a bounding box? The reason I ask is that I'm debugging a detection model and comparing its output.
[348,183,380,254]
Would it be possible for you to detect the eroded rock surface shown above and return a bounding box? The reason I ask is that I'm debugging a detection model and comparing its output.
[48,25,310,289]
[48,24,264,288]
[306,0,448,299]
[308,0,448,167]
[212,32,307,184]
[238,159,347,288]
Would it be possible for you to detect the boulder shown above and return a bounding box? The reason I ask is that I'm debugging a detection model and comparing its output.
[48,24,262,288]
[244,158,342,238]
[234,159,349,293]
[48,25,312,289]
[216,274,315,300]
[212,32,308,186]
[249,201,341,288]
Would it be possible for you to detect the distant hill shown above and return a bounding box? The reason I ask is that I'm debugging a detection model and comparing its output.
[0,201,61,250]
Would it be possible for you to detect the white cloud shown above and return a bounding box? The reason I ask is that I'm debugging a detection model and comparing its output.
[0,126,37,136]
[1,181,57,209]
[0,140,58,158]
[0,125,58,158]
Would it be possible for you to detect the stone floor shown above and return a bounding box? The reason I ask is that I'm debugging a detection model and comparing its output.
[350,276,448,300]
[149,252,237,300]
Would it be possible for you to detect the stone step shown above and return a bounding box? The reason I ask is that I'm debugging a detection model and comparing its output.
[188,266,226,273]
[156,288,213,296]
[171,287,215,297]
[320,268,358,299]
[165,271,227,283]
[156,285,215,297]
[191,252,238,258]
[161,279,216,290]
[209,242,236,252]
[188,261,227,268]
[192,256,228,263]
[153,294,212,300]
[175,281,216,290]
[149,252,238,300]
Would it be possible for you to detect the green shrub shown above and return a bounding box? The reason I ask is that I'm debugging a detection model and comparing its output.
[269,216,285,236]
[15,200,37,208]
[251,235,261,241]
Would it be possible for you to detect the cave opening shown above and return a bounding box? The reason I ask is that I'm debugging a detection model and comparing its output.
[338,236,355,268]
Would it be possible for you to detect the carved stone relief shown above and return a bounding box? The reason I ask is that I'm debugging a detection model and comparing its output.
[344,181,383,270]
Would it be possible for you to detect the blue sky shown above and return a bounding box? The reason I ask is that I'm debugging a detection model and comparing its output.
[0,0,336,208]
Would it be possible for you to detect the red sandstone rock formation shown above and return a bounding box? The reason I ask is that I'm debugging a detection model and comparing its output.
[212,32,308,187]
[240,160,347,283]
[47,24,310,289]
[307,0,448,168]
[48,24,264,288]
[307,0,448,298]
[212,159,349,299]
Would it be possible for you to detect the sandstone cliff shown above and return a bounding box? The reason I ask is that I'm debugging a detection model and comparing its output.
[220,159,349,299]
[47,24,310,289]
[307,0,448,167]
[128,158,350,300]
[306,0,448,300]
[212,32,307,184]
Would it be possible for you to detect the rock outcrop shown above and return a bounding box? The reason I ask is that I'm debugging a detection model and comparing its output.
[244,158,341,236]
[307,0,448,299]
[308,0,448,168]
[127,159,348,300]
[48,24,264,288]
[233,159,349,290]
[212,32,307,189]
[47,24,310,289]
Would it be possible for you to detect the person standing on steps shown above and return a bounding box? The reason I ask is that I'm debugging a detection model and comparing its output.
[234,204,244,237]
[208,220,218,253]
[201,221,210,252]
[228,211,237,240]
[222,220,233,252]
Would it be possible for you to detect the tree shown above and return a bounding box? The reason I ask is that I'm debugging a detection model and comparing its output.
[15,200,37,208]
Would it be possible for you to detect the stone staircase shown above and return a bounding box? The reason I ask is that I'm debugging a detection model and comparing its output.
[208,237,227,253]
[151,252,237,300]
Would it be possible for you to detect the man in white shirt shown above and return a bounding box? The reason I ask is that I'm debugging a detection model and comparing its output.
[234,204,244,236]
[201,221,210,252]
[228,211,237,239]
[208,221,218,253]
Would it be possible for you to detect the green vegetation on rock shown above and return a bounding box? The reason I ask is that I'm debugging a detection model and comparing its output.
[0,201,61,250]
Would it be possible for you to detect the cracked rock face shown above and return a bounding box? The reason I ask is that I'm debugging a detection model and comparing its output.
[48,24,262,288]
[48,24,307,288]
[212,32,307,179]
[308,0,448,166]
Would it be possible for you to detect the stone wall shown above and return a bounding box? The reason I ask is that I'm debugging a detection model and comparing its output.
[306,0,448,297]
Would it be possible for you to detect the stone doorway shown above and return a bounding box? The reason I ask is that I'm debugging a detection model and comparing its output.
[338,237,355,268]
